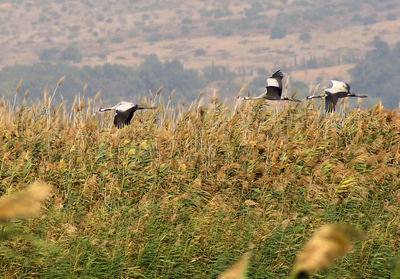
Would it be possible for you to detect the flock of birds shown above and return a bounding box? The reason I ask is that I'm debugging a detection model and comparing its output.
[243,70,367,112]
[99,70,368,128]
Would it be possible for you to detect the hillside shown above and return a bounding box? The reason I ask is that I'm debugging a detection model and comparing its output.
[0,94,399,277]
[1,0,400,85]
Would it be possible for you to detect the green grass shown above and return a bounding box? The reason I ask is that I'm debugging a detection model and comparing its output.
[0,93,399,278]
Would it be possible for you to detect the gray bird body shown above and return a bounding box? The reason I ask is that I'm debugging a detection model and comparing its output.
[307,80,367,113]
[99,101,155,128]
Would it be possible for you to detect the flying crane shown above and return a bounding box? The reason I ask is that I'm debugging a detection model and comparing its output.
[307,80,367,112]
[99,102,156,128]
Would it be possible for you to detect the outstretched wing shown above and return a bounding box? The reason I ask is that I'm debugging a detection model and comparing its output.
[113,105,155,128]
[114,107,137,128]
[325,94,338,113]
[271,70,284,81]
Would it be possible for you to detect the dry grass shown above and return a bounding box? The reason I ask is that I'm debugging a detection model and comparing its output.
[0,87,399,277]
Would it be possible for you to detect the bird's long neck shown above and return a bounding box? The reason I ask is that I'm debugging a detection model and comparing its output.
[136,106,156,110]
[307,95,324,100]
[348,93,367,98]
[243,94,266,100]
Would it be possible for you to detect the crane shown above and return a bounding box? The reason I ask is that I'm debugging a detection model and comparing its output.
[99,102,156,128]
[307,80,367,112]
[244,70,300,102]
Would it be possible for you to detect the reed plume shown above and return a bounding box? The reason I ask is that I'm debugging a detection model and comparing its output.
[218,252,251,279]
[290,224,361,278]
[0,182,53,222]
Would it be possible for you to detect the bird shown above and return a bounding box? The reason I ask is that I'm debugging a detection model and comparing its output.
[243,70,300,102]
[307,80,367,113]
[99,102,156,128]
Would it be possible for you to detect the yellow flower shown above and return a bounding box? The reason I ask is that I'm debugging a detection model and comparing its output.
[139,140,148,149]
[248,140,256,148]
[178,163,187,172]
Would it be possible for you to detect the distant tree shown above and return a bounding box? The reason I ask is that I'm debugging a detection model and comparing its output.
[137,55,204,100]
[96,14,105,21]
[38,47,61,61]
[111,37,124,44]
[180,25,190,36]
[181,17,192,24]
[194,49,206,56]
[270,25,286,39]
[386,13,397,21]
[60,46,82,63]
[0,57,205,105]
[203,63,236,81]
[293,0,309,6]
[299,32,312,43]
[212,22,232,36]
[349,37,400,108]
[362,14,377,25]
[213,8,232,18]
[244,8,258,18]
[256,22,268,29]
[351,14,363,23]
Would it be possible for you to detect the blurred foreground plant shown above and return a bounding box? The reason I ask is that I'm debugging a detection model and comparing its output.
[218,251,251,279]
[0,182,53,222]
[290,224,362,279]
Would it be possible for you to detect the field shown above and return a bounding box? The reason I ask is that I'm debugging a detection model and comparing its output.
[0,88,399,278]
[2,0,400,84]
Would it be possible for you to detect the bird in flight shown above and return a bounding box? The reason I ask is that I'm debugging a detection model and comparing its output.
[307,80,367,112]
[99,102,156,128]
[244,70,300,102]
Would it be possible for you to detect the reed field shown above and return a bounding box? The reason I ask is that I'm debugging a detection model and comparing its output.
[0,85,399,278]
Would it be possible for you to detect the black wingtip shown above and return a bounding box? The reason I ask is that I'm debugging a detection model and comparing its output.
[326,106,335,113]
[114,122,129,129]
[271,70,284,79]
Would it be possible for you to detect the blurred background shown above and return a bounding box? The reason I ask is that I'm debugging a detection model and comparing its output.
[0,0,399,107]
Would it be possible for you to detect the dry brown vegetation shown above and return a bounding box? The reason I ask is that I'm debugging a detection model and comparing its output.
[0,85,399,277]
